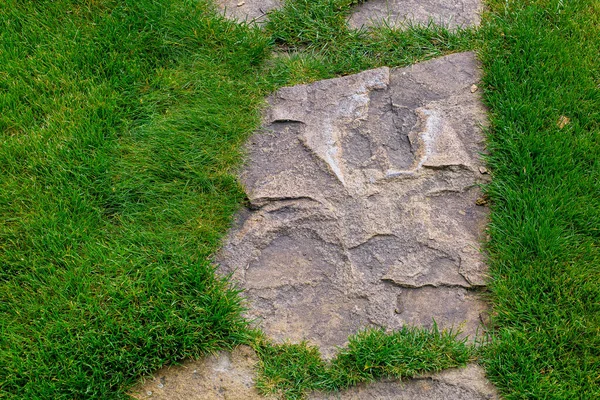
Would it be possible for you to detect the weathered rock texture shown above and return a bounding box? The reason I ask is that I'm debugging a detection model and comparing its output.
[219,51,490,358]
[131,346,275,400]
[348,0,482,29]
[216,0,281,23]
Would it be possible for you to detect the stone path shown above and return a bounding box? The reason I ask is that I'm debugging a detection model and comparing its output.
[134,2,498,399]
[132,349,495,399]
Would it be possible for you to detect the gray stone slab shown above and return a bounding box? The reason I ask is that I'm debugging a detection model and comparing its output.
[309,364,498,399]
[349,0,482,30]
[216,0,281,23]
[218,52,491,357]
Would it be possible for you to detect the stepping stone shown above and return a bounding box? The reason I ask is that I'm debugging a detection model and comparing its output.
[348,0,483,30]
[216,0,281,23]
[309,364,498,399]
[219,51,490,357]
[131,346,275,400]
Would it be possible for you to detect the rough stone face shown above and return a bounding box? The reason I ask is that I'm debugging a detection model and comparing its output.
[216,0,281,23]
[309,364,498,399]
[218,52,490,357]
[348,0,483,30]
[130,346,274,400]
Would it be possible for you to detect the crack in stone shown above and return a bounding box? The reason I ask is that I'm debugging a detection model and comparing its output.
[249,196,323,210]
[381,280,476,289]
[271,118,306,124]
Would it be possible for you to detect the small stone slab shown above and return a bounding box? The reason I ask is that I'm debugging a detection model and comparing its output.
[130,346,274,400]
[310,364,498,399]
[219,52,490,357]
[216,0,281,23]
[348,0,482,30]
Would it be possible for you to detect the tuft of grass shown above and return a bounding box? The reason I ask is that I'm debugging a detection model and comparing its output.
[255,341,328,400]
[264,0,474,84]
[266,0,365,48]
[255,326,474,400]
[478,0,600,398]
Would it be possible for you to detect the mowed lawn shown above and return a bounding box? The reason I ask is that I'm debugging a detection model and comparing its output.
[0,1,270,397]
[479,1,600,398]
[1,0,599,399]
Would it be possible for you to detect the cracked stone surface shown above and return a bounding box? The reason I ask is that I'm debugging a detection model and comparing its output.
[219,52,490,358]
[216,0,281,23]
[348,0,483,30]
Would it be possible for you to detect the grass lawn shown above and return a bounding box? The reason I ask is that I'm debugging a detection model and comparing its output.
[1,0,598,399]
[1,0,266,397]
[479,1,600,397]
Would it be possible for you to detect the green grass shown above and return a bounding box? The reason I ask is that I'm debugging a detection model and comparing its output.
[478,1,600,398]
[0,0,472,398]
[0,0,269,397]
[255,326,474,400]
[265,0,474,83]
[1,0,598,398]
